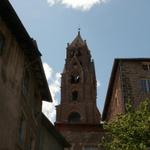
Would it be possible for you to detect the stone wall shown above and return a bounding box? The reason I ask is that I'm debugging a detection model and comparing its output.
[0,15,42,150]
[62,130,104,150]
[0,16,24,150]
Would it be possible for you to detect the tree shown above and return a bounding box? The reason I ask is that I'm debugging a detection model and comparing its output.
[100,99,150,150]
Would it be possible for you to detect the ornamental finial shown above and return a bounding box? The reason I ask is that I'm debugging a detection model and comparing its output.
[78,27,81,35]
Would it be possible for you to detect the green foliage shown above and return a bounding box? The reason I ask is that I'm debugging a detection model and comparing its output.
[100,99,150,150]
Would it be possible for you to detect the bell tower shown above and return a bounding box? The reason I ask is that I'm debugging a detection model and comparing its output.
[55,31,101,127]
[55,32,103,150]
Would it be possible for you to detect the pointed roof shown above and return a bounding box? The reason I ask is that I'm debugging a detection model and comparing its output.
[0,0,52,102]
[0,0,41,56]
[69,31,85,47]
[41,113,71,148]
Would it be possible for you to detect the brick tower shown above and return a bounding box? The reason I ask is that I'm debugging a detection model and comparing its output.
[55,31,103,150]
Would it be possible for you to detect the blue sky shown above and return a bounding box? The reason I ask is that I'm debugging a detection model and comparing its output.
[10,0,150,122]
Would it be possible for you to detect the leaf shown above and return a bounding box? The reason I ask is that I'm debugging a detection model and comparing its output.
[100,99,150,150]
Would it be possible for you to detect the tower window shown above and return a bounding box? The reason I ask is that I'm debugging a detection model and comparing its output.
[70,49,81,58]
[76,50,81,56]
[71,74,80,84]
[0,32,5,55]
[72,91,78,101]
[73,62,77,68]
[68,112,81,123]
[70,50,75,57]
[141,79,150,93]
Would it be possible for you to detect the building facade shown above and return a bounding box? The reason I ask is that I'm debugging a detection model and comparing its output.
[55,32,104,150]
[102,58,150,122]
[0,1,69,150]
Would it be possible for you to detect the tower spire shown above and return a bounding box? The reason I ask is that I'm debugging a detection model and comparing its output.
[68,28,84,47]
[55,33,102,150]
[56,33,101,125]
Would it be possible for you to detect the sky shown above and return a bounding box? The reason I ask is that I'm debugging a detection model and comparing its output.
[10,0,150,123]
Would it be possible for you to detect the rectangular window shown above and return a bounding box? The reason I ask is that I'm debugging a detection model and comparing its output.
[141,79,150,93]
[28,131,35,150]
[18,114,26,145]
[0,32,5,55]
[21,71,30,96]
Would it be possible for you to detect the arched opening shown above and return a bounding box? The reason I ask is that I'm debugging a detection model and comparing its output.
[76,50,81,56]
[73,62,77,68]
[71,74,80,84]
[68,112,81,123]
[70,49,81,58]
[70,50,75,57]
[72,91,78,101]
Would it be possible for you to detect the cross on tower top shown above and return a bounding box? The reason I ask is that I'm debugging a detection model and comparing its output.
[78,27,81,35]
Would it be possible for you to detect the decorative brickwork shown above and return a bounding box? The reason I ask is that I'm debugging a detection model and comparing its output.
[119,60,134,103]
[102,59,150,122]
[55,32,103,150]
